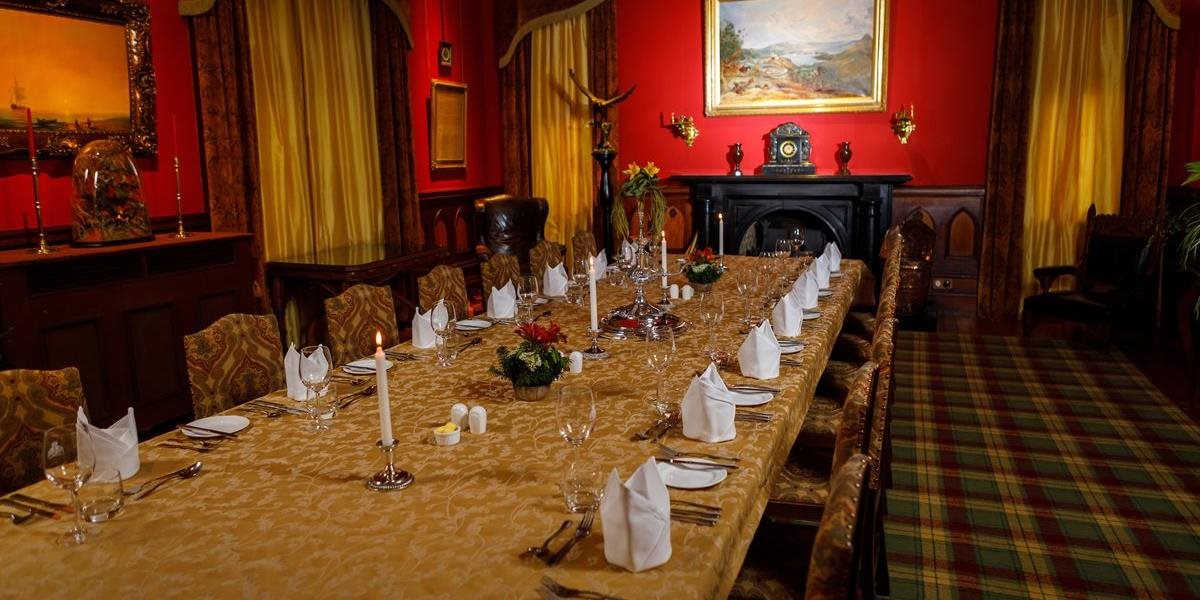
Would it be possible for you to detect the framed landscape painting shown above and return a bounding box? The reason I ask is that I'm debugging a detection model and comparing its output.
[704,0,888,116]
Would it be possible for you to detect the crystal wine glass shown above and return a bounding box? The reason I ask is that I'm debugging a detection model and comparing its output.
[43,423,95,546]
[790,226,807,256]
[735,270,760,327]
[556,383,599,513]
[644,328,677,415]
[431,302,458,367]
[518,275,540,308]
[299,344,333,433]
[698,294,725,363]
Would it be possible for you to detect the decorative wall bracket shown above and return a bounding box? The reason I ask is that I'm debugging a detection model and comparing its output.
[890,105,916,144]
[663,113,700,147]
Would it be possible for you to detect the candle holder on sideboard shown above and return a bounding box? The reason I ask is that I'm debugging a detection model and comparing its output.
[28,156,55,255]
[171,156,191,239]
[366,440,414,492]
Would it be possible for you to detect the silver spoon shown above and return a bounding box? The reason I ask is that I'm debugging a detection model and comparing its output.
[124,461,203,497]
[135,462,204,500]
[522,519,572,560]
[0,510,33,525]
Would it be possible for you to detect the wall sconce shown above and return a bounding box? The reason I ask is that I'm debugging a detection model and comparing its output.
[663,112,700,147]
[890,105,916,144]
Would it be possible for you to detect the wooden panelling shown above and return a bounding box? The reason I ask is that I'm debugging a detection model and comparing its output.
[891,187,985,309]
[127,304,183,413]
[418,186,505,303]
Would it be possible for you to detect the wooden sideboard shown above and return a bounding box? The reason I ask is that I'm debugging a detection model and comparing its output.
[0,233,257,430]
[891,186,986,315]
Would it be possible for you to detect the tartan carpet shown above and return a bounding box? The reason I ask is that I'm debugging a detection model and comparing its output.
[886,332,1200,599]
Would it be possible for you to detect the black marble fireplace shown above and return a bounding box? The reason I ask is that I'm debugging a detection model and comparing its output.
[673,174,911,270]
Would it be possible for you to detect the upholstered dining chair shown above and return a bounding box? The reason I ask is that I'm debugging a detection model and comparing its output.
[0,367,86,494]
[324,284,400,366]
[529,239,565,277]
[474,194,550,272]
[480,253,521,297]
[802,318,896,448]
[571,230,597,266]
[417,264,470,317]
[183,313,285,419]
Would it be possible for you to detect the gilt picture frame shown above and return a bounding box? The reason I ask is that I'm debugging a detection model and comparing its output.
[704,0,888,116]
[430,79,467,171]
[0,0,157,158]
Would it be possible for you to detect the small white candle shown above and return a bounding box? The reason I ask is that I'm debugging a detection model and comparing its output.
[374,331,394,447]
[718,213,725,256]
[660,230,668,287]
[588,260,599,331]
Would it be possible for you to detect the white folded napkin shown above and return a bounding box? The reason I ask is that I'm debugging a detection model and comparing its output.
[771,289,804,337]
[681,363,737,443]
[621,239,636,263]
[601,457,672,572]
[300,345,329,385]
[412,304,438,349]
[592,251,608,281]
[825,242,843,272]
[813,254,831,289]
[792,270,820,310]
[738,320,781,380]
[487,281,517,319]
[77,407,139,479]
[284,343,307,400]
[543,263,569,297]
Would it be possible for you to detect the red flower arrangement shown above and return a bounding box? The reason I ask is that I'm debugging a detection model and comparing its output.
[515,322,566,347]
[491,321,569,387]
[684,247,724,284]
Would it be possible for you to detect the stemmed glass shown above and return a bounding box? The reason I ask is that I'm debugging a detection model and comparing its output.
[431,302,459,367]
[698,294,725,364]
[556,383,599,513]
[518,275,540,308]
[735,270,760,327]
[43,423,95,546]
[299,344,333,433]
[644,328,677,416]
[570,260,590,305]
[789,226,807,256]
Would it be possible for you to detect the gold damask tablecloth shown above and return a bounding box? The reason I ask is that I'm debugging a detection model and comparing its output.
[0,257,861,599]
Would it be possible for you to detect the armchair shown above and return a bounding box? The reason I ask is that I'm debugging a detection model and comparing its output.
[474,194,550,273]
[1022,204,1159,343]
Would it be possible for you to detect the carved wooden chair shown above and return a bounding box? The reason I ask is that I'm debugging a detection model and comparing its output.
[529,239,565,277]
[0,367,86,494]
[803,318,896,448]
[324,284,400,366]
[897,211,936,317]
[1023,204,1159,344]
[417,265,470,318]
[571,230,598,266]
[183,314,285,419]
[480,254,521,297]
[474,194,550,273]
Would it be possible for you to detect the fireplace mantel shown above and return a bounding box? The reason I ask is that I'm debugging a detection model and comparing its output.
[673,174,912,269]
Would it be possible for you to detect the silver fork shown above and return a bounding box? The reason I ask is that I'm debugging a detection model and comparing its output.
[540,576,627,599]
[0,510,33,525]
[657,443,741,462]
[546,509,596,566]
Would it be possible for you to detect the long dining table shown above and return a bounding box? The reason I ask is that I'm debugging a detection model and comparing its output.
[0,255,862,599]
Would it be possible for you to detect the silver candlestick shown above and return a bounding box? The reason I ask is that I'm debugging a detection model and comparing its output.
[366,440,414,491]
[582,327,609,360]
[171,156,191,238]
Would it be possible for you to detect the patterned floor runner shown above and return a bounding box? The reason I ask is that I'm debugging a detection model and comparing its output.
[886,333,1200,599]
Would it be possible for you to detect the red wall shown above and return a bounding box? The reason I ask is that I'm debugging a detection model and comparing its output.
[1169,0,1200,184]
[615,0,999,186]
[408,0,503,193]
[0,0,204,232]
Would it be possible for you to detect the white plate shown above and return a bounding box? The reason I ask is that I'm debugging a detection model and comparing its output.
[534,297,550,305]
[818,290,833,297]
[780,343,805,354]
[802,311,822,320]
[656,459,728,490]
[182,415,250,438]
[456,319,492,331]
[343,358,394,375]
[729,389,773,406]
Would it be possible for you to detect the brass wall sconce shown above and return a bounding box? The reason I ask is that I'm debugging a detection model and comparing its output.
[663,113,700,147]
[890,105,916,144]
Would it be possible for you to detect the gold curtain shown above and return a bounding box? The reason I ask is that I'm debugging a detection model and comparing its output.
[1022,0,1131,299]
[246,0,383,263]
[530,15,592,266]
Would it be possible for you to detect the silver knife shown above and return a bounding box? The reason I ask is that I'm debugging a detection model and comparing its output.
[10,493,72,513]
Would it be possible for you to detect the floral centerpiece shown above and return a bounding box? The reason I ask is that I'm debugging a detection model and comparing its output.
[491,322,569,401]
[683,247,725,291]
[614,161,666,240]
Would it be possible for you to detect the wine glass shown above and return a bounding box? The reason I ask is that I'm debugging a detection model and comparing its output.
[556,383,599,513]
[790,226,807,256]
[570,260,590,305]
[43,423,95,546]
[775,239,791,259]
[518,275,540,307]
[644,328,676,415]
[431,302,458,367]
[299,344,333,433]
[735,270,760,327]
[698,294,725,363]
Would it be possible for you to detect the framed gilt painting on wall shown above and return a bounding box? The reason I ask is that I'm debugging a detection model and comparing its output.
[430,79,467,171]
[704,0,888,116]
[0,0,157,158]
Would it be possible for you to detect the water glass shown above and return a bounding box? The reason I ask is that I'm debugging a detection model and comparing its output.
[561,460,603,513]
[556,383,598,512]
[43,423,95,546]
[432,303,458,367]
[78,467,124,523]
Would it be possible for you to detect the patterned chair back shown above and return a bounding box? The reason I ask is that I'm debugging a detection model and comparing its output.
[804,453,870,600]
[183,314,285,419]
[831,362,877,476]
[325,284,400,366]
[0,367,86,494]
[571,231,597,267]
[868,317,898,490]
[529,240,564,278]
[417,265,469,318]
[480,254,521,297]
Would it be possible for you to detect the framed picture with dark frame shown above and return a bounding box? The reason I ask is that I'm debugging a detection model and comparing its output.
[430,79,467,171]
[704,0,888,116]
[0,0,157,158]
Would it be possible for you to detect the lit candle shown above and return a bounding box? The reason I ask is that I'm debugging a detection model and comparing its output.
[374,331,394,447]
[25,108,34,160]
[718,213,724,256]
[661,230,668,287]
[588,260,598,332]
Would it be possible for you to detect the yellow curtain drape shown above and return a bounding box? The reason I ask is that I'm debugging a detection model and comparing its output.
[530,15,592,267]
[1022,0,1131,301]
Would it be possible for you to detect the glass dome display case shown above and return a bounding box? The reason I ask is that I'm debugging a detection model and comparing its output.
[70,140,153,246]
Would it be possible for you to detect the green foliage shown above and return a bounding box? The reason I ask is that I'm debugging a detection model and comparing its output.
[719,21,743,64]
[1176,161,1200,316]
[489,341,567,387]
[1184,161,1200,187]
